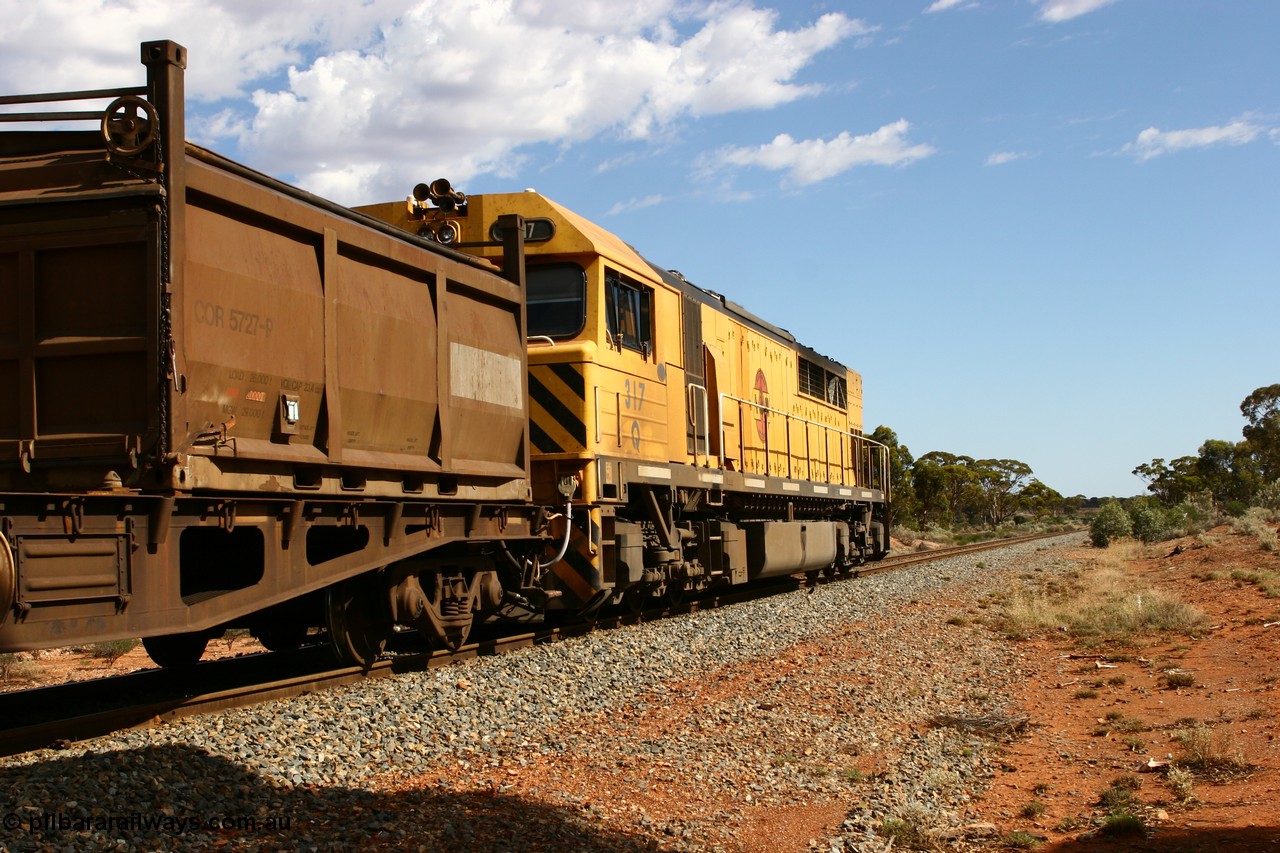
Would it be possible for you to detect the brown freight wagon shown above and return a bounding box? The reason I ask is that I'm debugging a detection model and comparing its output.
[0,41,541,666]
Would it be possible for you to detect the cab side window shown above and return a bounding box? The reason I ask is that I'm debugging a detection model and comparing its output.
[605,269,652,356]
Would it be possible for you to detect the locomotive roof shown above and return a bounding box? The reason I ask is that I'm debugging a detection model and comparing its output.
[523,193,852,376]
[649,263,853,379]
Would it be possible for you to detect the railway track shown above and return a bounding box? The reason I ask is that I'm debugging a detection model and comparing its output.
[0,530,1073,758]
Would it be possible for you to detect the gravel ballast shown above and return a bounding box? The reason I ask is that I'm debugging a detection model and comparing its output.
[1,535,1083,851]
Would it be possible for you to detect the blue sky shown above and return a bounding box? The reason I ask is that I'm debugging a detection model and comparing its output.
[2,0,1276,498]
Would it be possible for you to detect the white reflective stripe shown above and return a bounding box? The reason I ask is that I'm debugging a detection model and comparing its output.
[838,488,853,497]
[637,465,672,480]
[782,482,801,492]
[812,485,828,494]
[699,472,724,484]
[450,343,523,409]
[745,477,766,488]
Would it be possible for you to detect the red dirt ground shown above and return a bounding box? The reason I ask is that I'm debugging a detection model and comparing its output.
[977,526,1280,851]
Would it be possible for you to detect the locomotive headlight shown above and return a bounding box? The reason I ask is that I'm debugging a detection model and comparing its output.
[435,221,460,245]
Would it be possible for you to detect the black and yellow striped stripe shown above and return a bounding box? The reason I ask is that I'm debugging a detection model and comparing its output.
[550,506,604,606]
[528,363,587,453]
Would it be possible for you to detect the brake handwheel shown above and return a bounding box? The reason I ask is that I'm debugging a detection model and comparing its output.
[101,95,157,156]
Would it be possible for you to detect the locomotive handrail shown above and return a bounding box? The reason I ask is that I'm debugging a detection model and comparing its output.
[718,393,890,496]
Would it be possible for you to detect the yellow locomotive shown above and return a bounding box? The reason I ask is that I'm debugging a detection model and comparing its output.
[360,181,890,613]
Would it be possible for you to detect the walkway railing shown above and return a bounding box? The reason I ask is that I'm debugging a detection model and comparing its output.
[717,394,889,497]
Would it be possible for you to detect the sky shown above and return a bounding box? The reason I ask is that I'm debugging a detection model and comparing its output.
[1,0,1276,499]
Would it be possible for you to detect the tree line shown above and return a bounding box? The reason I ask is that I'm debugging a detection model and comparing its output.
[868,426,1082,532]
[868,383,1280,536]
[1132,383,1280,514]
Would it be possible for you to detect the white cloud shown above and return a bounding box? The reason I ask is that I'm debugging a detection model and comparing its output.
[0,1,872,203]
[1036,0,1118,23]
[1121,120,1265,160]
[924,0,971,13]
[704,120,935,186]
[985,150,1030,166]
[606,194,666,215]
[0,0,408,101]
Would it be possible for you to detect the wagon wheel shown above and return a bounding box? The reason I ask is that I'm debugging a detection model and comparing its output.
[142,632,208,668]
[0,531,14,622]
[326,575,391,668]
[101,95,157,156]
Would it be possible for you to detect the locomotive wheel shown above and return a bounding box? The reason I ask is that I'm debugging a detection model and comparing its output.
[142,632,208,668]
[326,575,391,668]
[253,621,309,653]
[620,585,649,615]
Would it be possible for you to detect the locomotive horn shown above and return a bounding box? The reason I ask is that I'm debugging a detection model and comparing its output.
[428,177,467,212]
[410,178,468,213]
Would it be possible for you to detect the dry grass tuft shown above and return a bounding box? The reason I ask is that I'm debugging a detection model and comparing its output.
[929,711,1031,739]
[1172,722,1250,777]
[997,544,1205,645]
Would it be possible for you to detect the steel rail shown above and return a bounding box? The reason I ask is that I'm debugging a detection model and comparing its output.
[0,530,1077,758]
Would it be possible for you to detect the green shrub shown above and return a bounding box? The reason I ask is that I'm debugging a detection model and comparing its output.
[1256,481,1280,511]
[1100,811,1145,836]
[1091,500,1132,547]
[1128,499,1173,543]
[1003,829,1042,848]
[878,816,922,846]
[89,638,139,666]
[1225,500,1249,517]
[1021,800,1047,819]
[1174,492,1218,535]
[0,652,40,683]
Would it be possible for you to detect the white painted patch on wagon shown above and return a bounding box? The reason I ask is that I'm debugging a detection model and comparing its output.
[451,343,523,409]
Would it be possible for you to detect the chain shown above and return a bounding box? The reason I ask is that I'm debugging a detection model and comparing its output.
[154,114,172,459]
